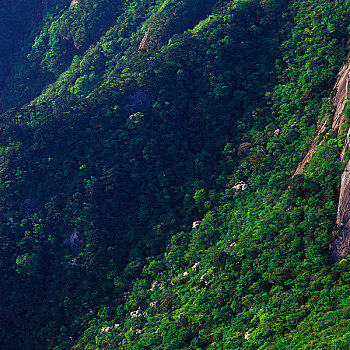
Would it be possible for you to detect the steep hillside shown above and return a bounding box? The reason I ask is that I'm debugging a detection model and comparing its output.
[1,0,350,349]
[0,0,57,111]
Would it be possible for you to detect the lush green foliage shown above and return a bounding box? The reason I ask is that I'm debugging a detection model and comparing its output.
[0,0,350,349]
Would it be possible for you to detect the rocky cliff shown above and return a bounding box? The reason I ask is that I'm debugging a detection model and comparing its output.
[292,58,350,260]
[333,159,350,260]
[331,63,350,260]
[293,63,350,177]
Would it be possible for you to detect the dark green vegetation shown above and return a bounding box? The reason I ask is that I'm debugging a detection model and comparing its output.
[1,0,350,348]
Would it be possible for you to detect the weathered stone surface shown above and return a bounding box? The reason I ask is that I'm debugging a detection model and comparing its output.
[337,160,350,227]
[332,160,350,261]
[332,226,350,261]
[138,26,151,52]
[332,64,350,133]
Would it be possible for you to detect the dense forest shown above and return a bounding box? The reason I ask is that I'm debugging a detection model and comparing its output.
[1,0,350,348]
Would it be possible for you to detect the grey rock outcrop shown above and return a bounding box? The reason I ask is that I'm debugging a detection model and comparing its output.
[331,64,350,261]
[63,228,83,254]
[332,160,350,261]
[287,60,350,261]
[139,26,151,52]
[293,63,350,177]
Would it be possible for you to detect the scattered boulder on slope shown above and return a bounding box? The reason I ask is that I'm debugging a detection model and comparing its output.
[232,181,249,191]
[192,220,202,229]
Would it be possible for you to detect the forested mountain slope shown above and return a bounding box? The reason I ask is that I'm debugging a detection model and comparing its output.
[1,0,350,349]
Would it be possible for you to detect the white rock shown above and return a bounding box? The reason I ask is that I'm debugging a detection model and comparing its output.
[192,220,202,229]
[274,128,280,136]
[232,181,249,191]
[130,308,142,318]
[192,262,199,272]
[150,301,157,308]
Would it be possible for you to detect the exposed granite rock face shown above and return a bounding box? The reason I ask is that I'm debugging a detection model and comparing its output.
[336,160,350,227]
[332,224,350,261]
[289,60,350,261]
[293,63,350,177]
[139,26,151,52]
[332,64,350,134]
[332,160,350,261]
[332,65,350,261]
